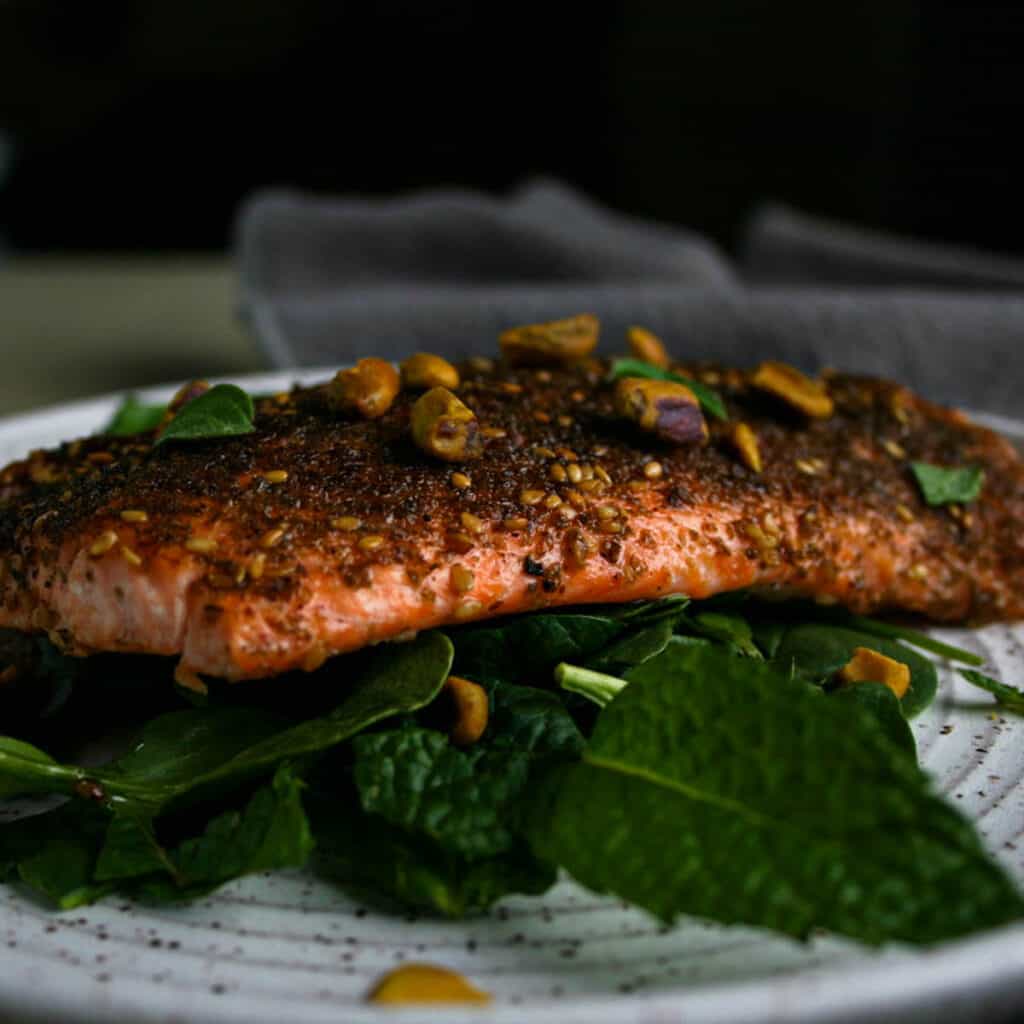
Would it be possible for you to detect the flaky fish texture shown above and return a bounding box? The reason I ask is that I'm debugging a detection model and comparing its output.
[1,359,1022,680]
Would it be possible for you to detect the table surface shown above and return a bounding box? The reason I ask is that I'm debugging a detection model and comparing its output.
[0,256,267,418]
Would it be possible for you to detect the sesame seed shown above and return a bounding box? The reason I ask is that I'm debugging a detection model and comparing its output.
[599,518,624,534]
[559,507,578,521]
[592,444,609,457]
[207,572,237,589]
[358,534,385,551]
[556,447,578,462]
[450,564,475,593]
[460,512,485,534]
[263,470,289,484]
[566,463,583,484]
[534,410,551,423]
[120,509,148,523]
[549,463,568,482]
[120,544,143,567]
[895,503,915,523]
[570,389,586,402]
[88,531,119,557]
[185,536,218,554]
[795,458,820,476]
[544,493,563,509]
[467,357,495,373]
[578,479,602,493]
[451,472,473,489]
[331,516,362,531]
[643,461,664,480]
[557,415,573,427]
[481,427,507,439]
[454,599,484,621]
[534,446,556,459]
[446,532,475,553]
[520,489,545,506]
[235,565,248,585]
[248,552,267,579]
[882,439,906,459]
[579,464,595,481]
[564,489,585,507]
[87,451,115,465]
[535,369,552,383]
[597,505,619,520]
[259,527,287,549]
[500,382,523,394]
[503,516,528,531]
[275,392,290,405]
[908,563,929,580]
[628,479,649,491]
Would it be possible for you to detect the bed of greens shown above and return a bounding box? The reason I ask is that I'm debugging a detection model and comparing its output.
[2,592,1023,950]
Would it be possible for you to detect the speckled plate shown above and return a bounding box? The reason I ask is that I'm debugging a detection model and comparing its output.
[2,372,1023,1024]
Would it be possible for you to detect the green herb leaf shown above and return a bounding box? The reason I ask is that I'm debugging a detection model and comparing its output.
[102,395,166,436]
[960,669,1024,715]
[607,358,728,421]
[0,632,452,813]
[910,462,984,506]
[353,728,532,860]
[771,624,938,718]
[528,644,1024,945]
[153,384,255,446]
[309,791,555,917]
[686,611,763,659]
[484,683,585,758]
[830,682,916,758]
[845,615,983,666]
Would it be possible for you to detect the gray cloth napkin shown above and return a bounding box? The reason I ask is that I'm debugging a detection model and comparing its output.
[235,180,1023,416]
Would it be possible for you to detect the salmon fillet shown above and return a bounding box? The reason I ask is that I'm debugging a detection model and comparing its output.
[1,360,1022,681]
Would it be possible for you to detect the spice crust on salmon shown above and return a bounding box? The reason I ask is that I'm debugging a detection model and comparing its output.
[1,346,1022,681]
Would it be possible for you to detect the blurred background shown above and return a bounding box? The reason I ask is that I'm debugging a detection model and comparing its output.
[2,1,1023,414]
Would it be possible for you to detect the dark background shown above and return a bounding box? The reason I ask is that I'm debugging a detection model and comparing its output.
[1,0,1022,254]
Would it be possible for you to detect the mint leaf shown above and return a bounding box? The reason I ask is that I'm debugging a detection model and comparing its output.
[960,669,1024,715]
[607,357,728,421]
[154,384,254,446]
[309,791,555,917]
[353,728,531,860]
[102,395,166,436]
[911,462,984,506]
[528,644,1023,945]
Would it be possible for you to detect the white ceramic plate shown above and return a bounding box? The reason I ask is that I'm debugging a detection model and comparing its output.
[1,371,1023,1024]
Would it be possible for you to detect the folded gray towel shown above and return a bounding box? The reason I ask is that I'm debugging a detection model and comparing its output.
[235,181,1023,417]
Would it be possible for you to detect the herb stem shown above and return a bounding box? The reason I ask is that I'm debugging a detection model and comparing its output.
[847,616,984,666]
[555,663,627,707]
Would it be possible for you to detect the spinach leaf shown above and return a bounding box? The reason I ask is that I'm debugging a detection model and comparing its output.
[451,613,623,685]
[607,358,728,421]
[484,684,585,758]
[154,384,255,446]
[583,603,690,675]
[309,792,555,917]
[772,624,937,718]
[5,802,114,909]
[911,462,984,506]
[0,632,452,813]
[830,682,916,758]
[528,644,1023,945]
[102,395,166,436]
[960,669,1024,715]
[844,614,983,666]
[686,611,763,659]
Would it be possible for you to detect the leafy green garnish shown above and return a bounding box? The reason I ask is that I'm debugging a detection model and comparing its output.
[607,357,728,421]
[960,669,1024,715]
[153,384,255,446]
[910,462,984,506]
[556,663,628,708]
[102,396,167,436]
[845,615,984,666]
[528,644,1023,945]
[771,623,938,718]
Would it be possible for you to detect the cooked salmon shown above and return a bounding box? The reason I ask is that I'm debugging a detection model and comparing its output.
[1,359,1022,680]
